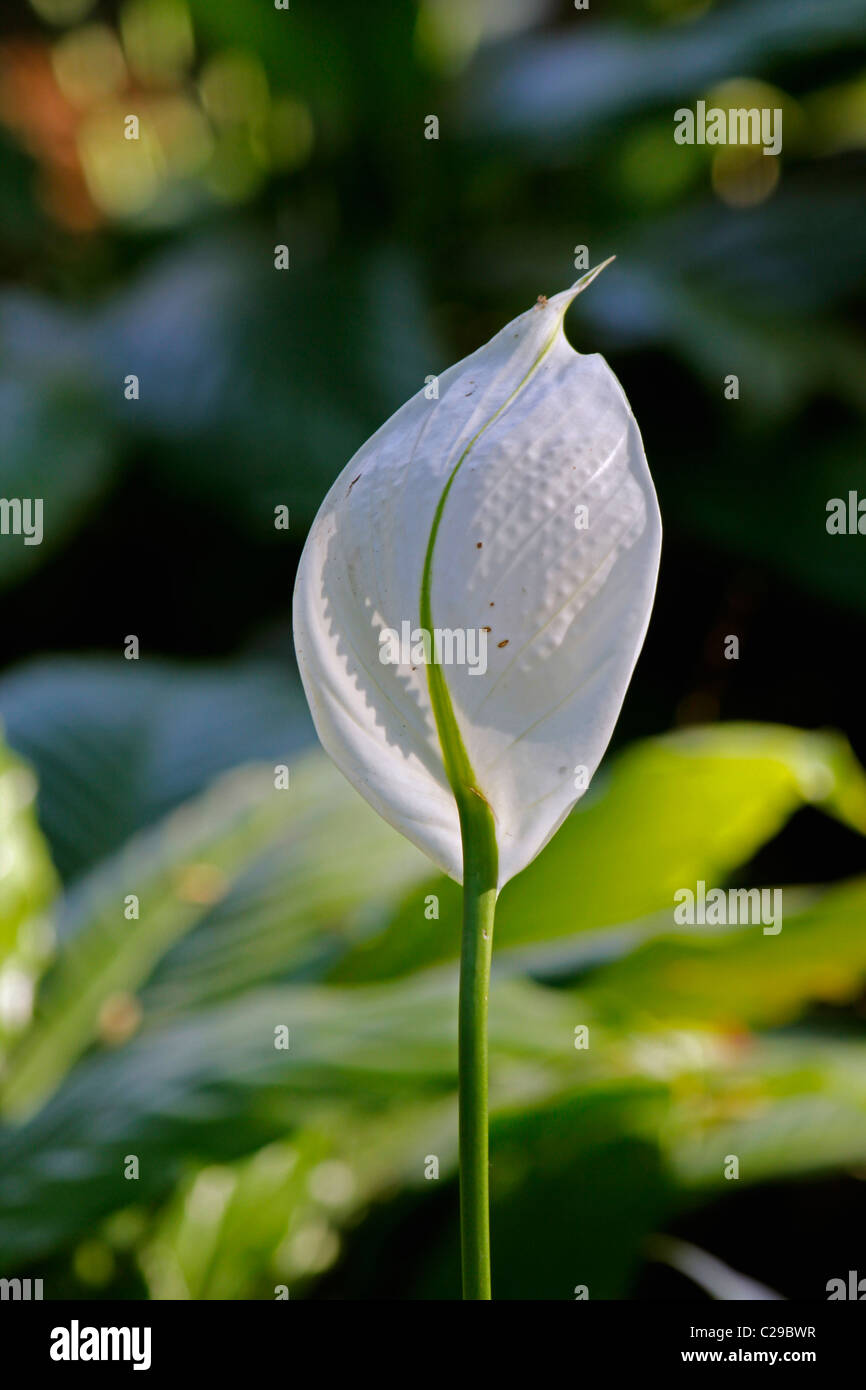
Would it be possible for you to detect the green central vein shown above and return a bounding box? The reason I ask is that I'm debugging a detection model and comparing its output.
[418,316,563,805]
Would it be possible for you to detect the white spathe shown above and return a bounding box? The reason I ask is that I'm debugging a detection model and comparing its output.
[293,264,661,888]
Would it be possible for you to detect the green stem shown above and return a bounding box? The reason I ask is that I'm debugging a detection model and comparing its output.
[417,619,499,1297]
[457,794,498,1300]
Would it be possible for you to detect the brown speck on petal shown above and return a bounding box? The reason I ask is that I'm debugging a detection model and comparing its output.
[498,639,509,648]
[476,541,483,549]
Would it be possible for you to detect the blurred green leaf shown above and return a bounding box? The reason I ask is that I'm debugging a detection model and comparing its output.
[0,742,53,949]
[667,1035,866,1190]
[0,737,57,1003]
[187,0,422,121]
[586,877,866,1030]
[337,723,866,981]
[0,753,429,1119]
[0,372,116,589]
[0,970,578,1266]
[0,239,442,562]
[105,240,442,533]
[463,0,866,142]
[0,657,312,881]
[139,1107,449,1299]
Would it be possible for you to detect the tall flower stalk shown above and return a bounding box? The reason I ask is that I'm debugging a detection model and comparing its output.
[457,809,497,1297]
[294,262,661,1298]
[420,455,500,1296]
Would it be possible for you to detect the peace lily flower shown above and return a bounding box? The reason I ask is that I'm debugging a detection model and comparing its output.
[293,260,661,1298]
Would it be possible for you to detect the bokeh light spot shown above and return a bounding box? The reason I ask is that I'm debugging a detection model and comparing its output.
[29,0,97,25]
[77,102,164,217]
[120,0,195,86]
[199,50,269,128]
[52,24,127,108]
[712,145,780,207]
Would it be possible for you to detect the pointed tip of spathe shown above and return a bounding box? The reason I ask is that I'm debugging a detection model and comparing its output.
[542,256,616,320]
[565,254,616,303]
[572,254,616,294]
